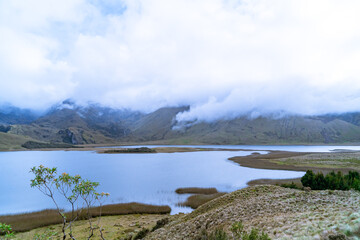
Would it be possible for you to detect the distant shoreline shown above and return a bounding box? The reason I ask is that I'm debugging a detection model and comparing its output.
[229,150,360,186]
[3,141,360,152]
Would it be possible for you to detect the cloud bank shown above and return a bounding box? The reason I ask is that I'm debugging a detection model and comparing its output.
[1,0,360,122]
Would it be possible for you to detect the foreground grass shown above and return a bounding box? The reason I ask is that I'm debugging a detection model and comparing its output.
[147,185,360,239]
[0,203,170,233]
[7,185,360,239]
[13,214,172,240]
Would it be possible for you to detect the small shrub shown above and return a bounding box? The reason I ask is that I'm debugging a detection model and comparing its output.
[33,228,57,240]
[231,221,245,238]
[208,228,228,240]
[0,223,14,239]
[280,182,300,189]
[133,228,149,240]
[198,221,271,240]
[231,221,271,240]
[151,218,169,232]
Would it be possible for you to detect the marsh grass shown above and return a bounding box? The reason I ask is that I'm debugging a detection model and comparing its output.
[0,203,170,232]
[175,187,219,195]
[21,141,80,149]
[179,193,226,209]
[102,147,156,153]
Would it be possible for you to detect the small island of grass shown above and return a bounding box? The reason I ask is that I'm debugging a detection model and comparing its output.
[21,141,81,149]
[101,147,156,154]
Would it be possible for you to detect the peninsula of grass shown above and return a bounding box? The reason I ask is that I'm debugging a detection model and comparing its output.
[175,187,219,195]
[229,150,360,187]
[101,147,156,153]
[230,150,360,172]
[0,203,170,233]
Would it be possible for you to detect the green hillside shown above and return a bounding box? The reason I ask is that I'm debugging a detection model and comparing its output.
[0,132,34,150]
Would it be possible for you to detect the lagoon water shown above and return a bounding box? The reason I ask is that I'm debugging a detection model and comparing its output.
[1,145,357,215]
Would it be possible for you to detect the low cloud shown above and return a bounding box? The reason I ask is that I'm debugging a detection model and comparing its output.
[1,0,360,121]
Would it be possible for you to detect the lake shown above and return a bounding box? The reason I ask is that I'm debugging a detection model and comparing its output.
[1,145,358,215]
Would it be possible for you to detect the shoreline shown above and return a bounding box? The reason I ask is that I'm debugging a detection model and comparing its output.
[228,150,360,186]
[3,141,360,152]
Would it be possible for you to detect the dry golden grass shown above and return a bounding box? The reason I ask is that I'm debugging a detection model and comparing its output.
[0,203,170,233]
[175,187,219,195]
[0,209,61,233]
[179,193,225,209]
[14,214,171,240]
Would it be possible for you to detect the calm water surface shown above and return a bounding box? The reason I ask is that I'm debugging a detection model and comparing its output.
[1,145,356,215]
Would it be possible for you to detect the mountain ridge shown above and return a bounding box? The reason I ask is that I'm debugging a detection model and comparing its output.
[2,101,360,147]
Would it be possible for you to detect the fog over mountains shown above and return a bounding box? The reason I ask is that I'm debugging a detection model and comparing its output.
[2,1,360,122]
[2,100,360,148]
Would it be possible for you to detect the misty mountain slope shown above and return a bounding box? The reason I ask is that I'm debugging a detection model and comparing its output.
[318,112,360,127]
[4,103,360,145]
[0,105,39,125]
[9,108,99,144]
[82,106,144,139]
[8,101,141,144]
[171,116,360,144]
[126,106,189,141]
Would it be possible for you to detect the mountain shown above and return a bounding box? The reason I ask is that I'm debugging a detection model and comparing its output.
[3,100,360,147]
[167,115,360,144]
[0,104,39,125]
[8,100,144,144]
[126,106,189,142]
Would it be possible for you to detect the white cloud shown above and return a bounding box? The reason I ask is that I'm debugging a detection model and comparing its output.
[1,0,360,120]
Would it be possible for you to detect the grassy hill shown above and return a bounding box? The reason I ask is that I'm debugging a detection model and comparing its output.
[0,132,35,151]
[147,185,360,239]
[172,116,360,144]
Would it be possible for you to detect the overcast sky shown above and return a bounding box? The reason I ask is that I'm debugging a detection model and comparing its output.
[1,0,360,122]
